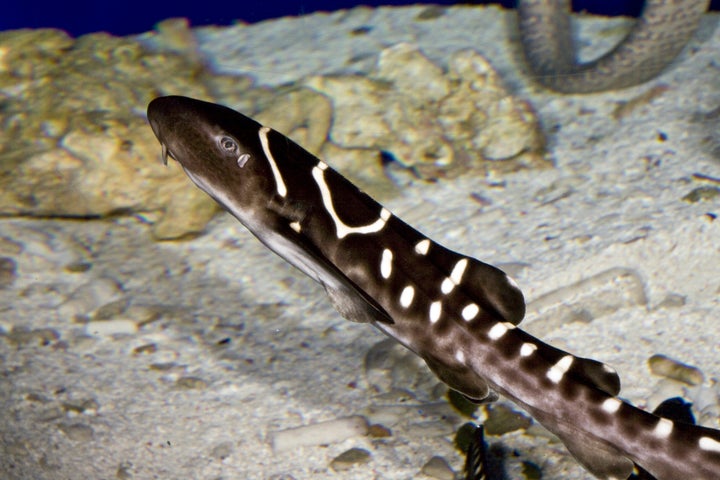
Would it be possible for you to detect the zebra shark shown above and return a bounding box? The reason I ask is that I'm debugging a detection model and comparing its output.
[146,95,720,479]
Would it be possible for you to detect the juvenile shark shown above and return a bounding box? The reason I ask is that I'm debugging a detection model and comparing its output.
[147,95,720,479]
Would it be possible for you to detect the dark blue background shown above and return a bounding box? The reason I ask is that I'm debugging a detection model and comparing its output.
[2,1,719,37]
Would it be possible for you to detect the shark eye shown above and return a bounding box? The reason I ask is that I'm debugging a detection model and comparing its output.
[237,153,251,168]
[219,136,238,154]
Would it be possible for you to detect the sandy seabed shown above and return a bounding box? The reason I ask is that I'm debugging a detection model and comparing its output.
[1,5,719,480]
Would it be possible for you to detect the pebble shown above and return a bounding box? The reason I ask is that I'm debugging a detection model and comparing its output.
[420,455,455,480]
[57,422,94,442]
[175,376,208,390]
[329,448,371,471]
[210,441,234,460]
[483,403,532,435]
[4,326,60,346]
[0,256,17,289]
[270,416,369,452]
[59,277,124,321]
[648,354,705,386]
[85,319,138,337]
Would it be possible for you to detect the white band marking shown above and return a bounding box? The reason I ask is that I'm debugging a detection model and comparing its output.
[699,436,720,452]
[487,323,508,340]
[441,258,469,294]
[400,286,415,308]
[601,398,622,414]
[258,127,287,198]
[547,355,574,383]
[520,343,537,357]
[455,350,465,363]
[429,301,442,323]
[652,418,673,438]
[312,163,391,239]
[380,249,393,279]
[414,239,430,255]
[462,303,479,321]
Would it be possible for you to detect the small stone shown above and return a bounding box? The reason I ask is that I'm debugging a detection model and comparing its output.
[270,416,368,452]
[57,422,94,442]
[367,424,392,438]
[0,256,17,289]
[648,354,704,386]
[116,461,134,479]
[85,319,138,336]
[654,293,687,309]
[420,456,455,480]
[133,343,157,355]
[175,376,208,390]
[6,326,60,346]
[483,403,532,435]
[330,448,371,471]
[682,186,720,203]
[210,441,234,460]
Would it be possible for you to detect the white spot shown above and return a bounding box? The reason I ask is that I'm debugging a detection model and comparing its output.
[441,278,454,294]
[429,301,442,323]
[400,286,415,308]
[547,355,574,384]
[455,350,465,363]
[601,398,622,414]
[380,249,393,279]
[520,343,537,357]
[652,418,674,438]
[462,303,479,321]
[441,258,469,294]
[699,436,720,453]
[450,258,468,284]
[487,323,508,340]
[289,221,301,233]
[237,153,251,168]
[312,165,390,239]
[258,127,287,197]
[414,239,430,255]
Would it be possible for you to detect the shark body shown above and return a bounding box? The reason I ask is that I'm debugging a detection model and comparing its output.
[147,95,720,479]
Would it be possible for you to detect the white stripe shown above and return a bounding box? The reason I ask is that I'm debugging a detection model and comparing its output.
[462,303,479,321]
[441,278,454,294]
[699,436,720,452]
[414,239,430,255]
[429,301,442,323]
[450,258,468,284]
[258,127,287,197]
[601,398,622,414]
[312,164,390,239]
[652,418,673,438]
[487,323,508,340]
[400,286,415,308]
[520,343,537,357]
[547,355,574,383]
[455,350,465,363]
[380,249,393,279]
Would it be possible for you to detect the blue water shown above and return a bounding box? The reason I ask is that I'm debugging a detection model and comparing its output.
[3,0,719,38]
